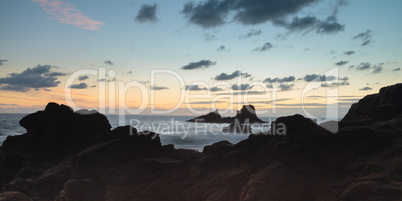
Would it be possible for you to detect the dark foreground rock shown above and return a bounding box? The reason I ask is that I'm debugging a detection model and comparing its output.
[187,105,266,124]
[1,83,402,200]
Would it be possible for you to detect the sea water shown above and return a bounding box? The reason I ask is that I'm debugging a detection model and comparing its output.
[0,113,274,151]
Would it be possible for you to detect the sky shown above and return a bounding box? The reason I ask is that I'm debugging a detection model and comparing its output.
[0,0,401,119]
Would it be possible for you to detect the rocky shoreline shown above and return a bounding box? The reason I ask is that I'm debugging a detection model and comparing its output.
[1,83,402,200]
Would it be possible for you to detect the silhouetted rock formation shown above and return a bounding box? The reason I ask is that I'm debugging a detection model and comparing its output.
[1,83,402,200]
[187,105,266,124]
[222,122,253,134]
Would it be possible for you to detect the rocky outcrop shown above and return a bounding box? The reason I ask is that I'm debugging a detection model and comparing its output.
[187,105,266,124]
[1,83,402,200]
[0,191,32,201]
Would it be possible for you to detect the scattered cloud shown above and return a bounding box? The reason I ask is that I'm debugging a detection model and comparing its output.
[303,74,337,82]
[214,70,251,80]
[393,68,400,72]
[359,87,372,91]
[47,72,67,77]
[0,65,63,92]
[217,45,228,52]
[135,4,158,23]
[151,86,169,90]
[335,61,348,66]
[353,62,371,71]
[278,83,295,91]
[252,42,273,52]
[321,81,349,87]
[104,60,114,65]
[352,30,372,46]
[372,63,384,74]
[274,14,344,34]
[185,85,207,91]
[181,60,216,70]
[350,62,384,74]
[0,103,19,107]
[203,33,217,41]
[231,84,253,90]
[32,0,104,31]
[264,76,295,83]
[0,59,8,65]
[240,29,262,38]
[78,75,89,81]
[210,86,224,92]
[69,83,88,89]
[344,51,355,55]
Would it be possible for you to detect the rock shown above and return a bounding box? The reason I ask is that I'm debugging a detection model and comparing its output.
[319,120,339,133]
[222,123,253,134]
[270,114,332,137]
[203,140,233,155]
[0,191,32,201]
[186,110,223,123]
[341,83,402,125]
[235,105,265,124]
[111,125,138,139]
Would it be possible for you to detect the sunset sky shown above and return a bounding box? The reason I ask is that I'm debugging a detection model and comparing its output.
[0,0,401,118]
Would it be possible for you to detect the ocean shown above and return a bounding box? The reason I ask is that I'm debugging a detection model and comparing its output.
[0,113,276,151]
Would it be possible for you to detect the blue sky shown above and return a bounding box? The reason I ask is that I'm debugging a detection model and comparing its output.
[0,0,401,118]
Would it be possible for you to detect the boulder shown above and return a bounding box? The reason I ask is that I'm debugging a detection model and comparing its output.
[0,191,32,201]
[186,110,223,123]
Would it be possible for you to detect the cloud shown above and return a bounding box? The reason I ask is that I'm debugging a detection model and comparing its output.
[231,84,253,90]
[278,83,295,91]
[0,59,8,65]
[352,30,372,46]
[275,14,344,34]
[344,51,355,55]
[104,60,114,65]
[303,74,337,82]
[182,0,319,29]
[217,45,228,52]
[181,60,216,70]
[78,75,89,81]
[359,87,372,91]
[151,86,169,90]
[253,42,273,52]
[32,0,104,31]
[335,61,348,66]
[0,103,19,107]
[0,65,62,92]
[214,70,251,80]
[185,85,207,91]
[210,87,224,92]
[321,81,349,87]
[135,4,158,23]
[98,78,116,82]
[393,68,400,72]
[240,29,262,38]
[372,63,383,74]
[68,83,88,89]
[264,76,295,83]
[354,62,371,71]
[47,72,67,77]
[203,33,217,41]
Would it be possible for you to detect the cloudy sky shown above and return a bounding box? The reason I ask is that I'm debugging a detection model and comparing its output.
[0,0,401,118]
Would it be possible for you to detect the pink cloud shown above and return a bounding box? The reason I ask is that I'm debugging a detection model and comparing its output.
[32,0,104,31]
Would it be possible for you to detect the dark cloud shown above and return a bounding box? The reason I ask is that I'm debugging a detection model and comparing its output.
[68,83,88,89]
[393,68,400,72]
[359,87,372,91]
[240,29,262,38]
[275,14,344,34]
[185,85,207,91]
[231,84,253,91]
[78,75,89,81]
[339,76,349,81]
[278,83,295,91]
[104,60,114,65]
[253,42,273,52]
[214,70,251,80]
[321,81,349,87]
[151,86,169,90]
[0,65,62,92]
[264,76,295,83]
[181,60,216,70]
[135,4,158,23]
[210,86,224,92]
[127,71,133,75]
[47,72,68,77]
[217,45,227,52]
[355,62,371,71]
[0,59,8,65]
[335,61,348,66]
[182,0,319,29]
[303,74,337,82]
[344,51,355,55]
[352,30,372,46]
[98,78,117,82]
[372,63,384,74]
